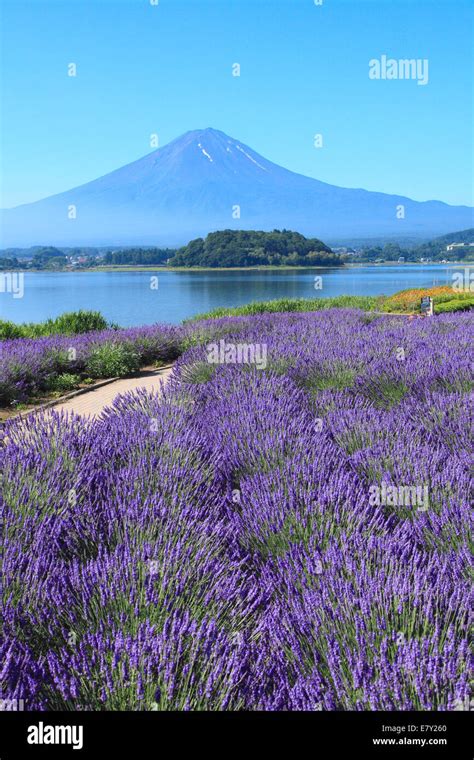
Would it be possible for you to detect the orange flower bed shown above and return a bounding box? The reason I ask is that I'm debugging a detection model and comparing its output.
[383,286,456,312]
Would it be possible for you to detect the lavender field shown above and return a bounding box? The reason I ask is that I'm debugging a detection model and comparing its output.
[0,324,183,406]
[1,309,472,710]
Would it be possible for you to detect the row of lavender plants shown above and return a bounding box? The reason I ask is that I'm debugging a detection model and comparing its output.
[0,324,181,406]
[2,309,472,709]
[0,319,242,406]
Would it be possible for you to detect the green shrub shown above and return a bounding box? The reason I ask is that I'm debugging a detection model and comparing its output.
[48,373,81,392]
[0,310,112,340]
[48,310,109,335]
[0,381,20,405]
[0,320,24,340]
[85,343,141,378]
[188,295,379,321]
[435,297,474,314]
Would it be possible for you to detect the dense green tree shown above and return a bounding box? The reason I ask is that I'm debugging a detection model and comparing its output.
[0,257,25,271]
[169,229,339,268]
[103,248,174,266]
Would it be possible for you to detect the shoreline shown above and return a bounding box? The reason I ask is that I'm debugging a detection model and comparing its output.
[1,261,471,274]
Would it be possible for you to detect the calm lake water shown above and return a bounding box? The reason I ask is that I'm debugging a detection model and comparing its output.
[0,265,457,326]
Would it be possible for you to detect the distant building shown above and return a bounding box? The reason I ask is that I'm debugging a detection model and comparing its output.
[446,242,474,251]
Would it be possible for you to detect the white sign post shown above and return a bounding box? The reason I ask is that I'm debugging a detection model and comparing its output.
[420,296,434,317]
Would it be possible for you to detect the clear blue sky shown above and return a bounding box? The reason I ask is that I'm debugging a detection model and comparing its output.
[1,0,472,209]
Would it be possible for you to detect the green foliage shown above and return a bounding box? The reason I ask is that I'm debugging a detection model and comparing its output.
[102,248,174,266]
[300,366,356,393]
[413,228,474,262]
[358,228,474,262]
[435,296,474,314]
[189,295,379,321]
[0,380,20,405]
[0,257,26,271]
[0,311,112,340]
[0,246,177,270]
[364,377,409,409]
[169,229,340,268]
[181,361,217,384]
[0,320,24,340]
[32,247,67,268]
[48,373,81,392]
[85,344,141,378]
[50,310,109,334]
[187,290,471,322]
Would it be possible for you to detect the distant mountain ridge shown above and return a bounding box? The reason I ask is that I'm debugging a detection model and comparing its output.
[428,228,474,245]
[1,128,472,246]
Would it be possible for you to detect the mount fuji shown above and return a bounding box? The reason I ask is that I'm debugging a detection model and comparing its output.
[1,128,472,247]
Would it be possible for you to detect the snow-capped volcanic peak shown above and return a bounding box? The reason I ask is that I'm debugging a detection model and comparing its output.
[172,128,272,173]
[1,126,472,247]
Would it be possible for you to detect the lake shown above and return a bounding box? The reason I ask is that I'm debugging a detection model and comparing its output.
[0,264,458,326]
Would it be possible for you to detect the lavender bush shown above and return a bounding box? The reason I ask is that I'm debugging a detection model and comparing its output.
[2,309,472,710]
[0,324,182,405]
[0,316,257,405]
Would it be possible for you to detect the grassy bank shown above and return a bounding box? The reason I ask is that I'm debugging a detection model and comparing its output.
[189,295,378,321]
[189,288,473,320]
[2,287,472,342]
[0,310,116,340]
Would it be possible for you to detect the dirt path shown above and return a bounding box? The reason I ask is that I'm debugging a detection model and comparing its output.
[53,366,174,419]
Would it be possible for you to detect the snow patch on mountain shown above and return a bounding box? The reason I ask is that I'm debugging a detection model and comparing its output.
[235,145,268,171]
[198,143,213,163]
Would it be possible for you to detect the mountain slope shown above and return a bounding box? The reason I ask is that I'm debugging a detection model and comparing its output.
[1,128,472,246]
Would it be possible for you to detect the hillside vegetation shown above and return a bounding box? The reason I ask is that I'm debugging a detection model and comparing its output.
[358,227,474,262]
[169,229,340,268]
